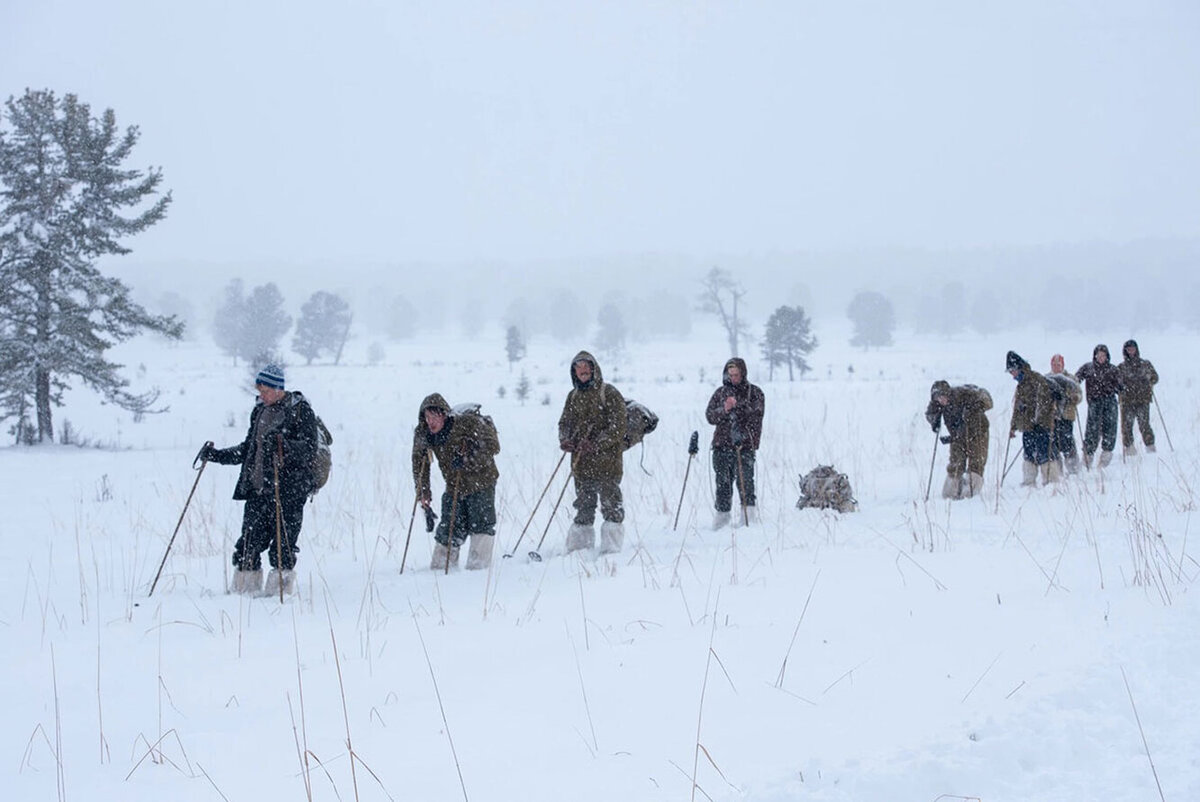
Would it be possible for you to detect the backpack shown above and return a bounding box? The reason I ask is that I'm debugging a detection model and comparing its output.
[310,416,333,495]
[451,402,499,441]
[962,384,993,411]
[623,399,659,451]
[796,465,857,513]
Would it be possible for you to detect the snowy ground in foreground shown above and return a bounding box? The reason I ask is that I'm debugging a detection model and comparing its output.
[2,325,1198,802]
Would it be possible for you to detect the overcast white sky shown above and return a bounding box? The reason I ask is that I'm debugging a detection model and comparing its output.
[5,0,1199,266]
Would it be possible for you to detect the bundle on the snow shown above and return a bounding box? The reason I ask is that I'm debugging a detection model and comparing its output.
[623,399,659,451]
[796,465,858,513]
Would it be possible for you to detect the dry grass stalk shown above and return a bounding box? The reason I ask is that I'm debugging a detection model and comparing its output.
[775,570,821,688]
[1121,666,1167,802]
[326,604,361,802]
[410,602,469,801]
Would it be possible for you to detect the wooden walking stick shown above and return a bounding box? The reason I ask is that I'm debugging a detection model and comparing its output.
[924,429,940,502]
[673,431,700,531]
[273,435,286,602]
[735,447,750,526]
[400,450,431,574]
[148,442,212,597]
[994,432,1013,514]
[1151,390,1174,452]
[505,451,567,558]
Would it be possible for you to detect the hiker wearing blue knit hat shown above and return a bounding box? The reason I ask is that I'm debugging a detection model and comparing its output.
[199,363,320,596]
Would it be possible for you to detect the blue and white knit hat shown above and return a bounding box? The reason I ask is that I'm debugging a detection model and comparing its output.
[255,363,286,390]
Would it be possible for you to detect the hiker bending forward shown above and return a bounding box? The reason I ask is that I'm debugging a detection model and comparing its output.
[201,364,319,596]
[706,357,766,527]
[559,351,627,555]
[925,380,990,499]
[1006,351,1059,487]
[413,394,500,571]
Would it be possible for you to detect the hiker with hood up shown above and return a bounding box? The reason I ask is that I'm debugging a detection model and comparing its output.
[925,380,991,499]
[1006,351,1059,487]
[1117,339,1159,456]
[558,351,627,555]
[1046,354,1083,474]
[1075,344,1122,468]
[706,357,766,526]
[412,393,500,570]
[200,363,319,596]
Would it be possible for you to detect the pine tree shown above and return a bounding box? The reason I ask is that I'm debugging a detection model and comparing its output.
[0,89,179,442]
[292,291,352,365]
[514,371,531,405]
[213,278,248,364]
[846,291,896,349]
[596,302,626,356]
[760,305,818,381]
[505,325,526,370]
[241,283,292,364]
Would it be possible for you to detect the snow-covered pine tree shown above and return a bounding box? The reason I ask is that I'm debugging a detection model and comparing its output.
[293,291,352,365]
[239,283,291,364]
[760,305,818,381]
[505,325,526,370]
[213,278,248,364]
[846,290,896,349]
[0,89,180,443]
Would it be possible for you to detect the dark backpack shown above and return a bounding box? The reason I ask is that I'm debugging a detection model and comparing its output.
[623,399,659,451]
[796,465,857,513]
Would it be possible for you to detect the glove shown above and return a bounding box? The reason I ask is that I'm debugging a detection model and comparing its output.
[940,435,951,445]
[424,505,437,533]
[931,421,941,434]
[451,452,466,472]
[560,439,575,452]
[198,442,215,462]
[1009,429,1017,439]
[576,439,595,456]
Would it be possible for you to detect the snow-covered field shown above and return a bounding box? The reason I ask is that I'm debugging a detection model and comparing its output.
[3,324,1198,801]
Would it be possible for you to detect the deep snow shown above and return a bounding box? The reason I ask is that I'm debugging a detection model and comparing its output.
[3,324,1198,801]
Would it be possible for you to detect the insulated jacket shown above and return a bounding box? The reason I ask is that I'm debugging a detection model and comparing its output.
[209,391,319,500]
[925,383,991,442]
[558,351,626,481]
[412,393,500,499]
[1009,361,1055,433]
[1075,345,1122,403]
[706,357,766,450]
[1117,341,1158,406]
[1046,372,1083,422]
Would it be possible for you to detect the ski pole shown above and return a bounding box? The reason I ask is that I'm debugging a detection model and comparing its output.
[444,470,463,575]
[148,442,212,597]
[273,436,286,602]
[504,451,567,558]
[529,455,577,562]
[994,432,1013,514]
[400,450,431,574]
[1152,390,1174,452]
[673,431,700,531]
[735,447,749,526]
[924,429,940,502]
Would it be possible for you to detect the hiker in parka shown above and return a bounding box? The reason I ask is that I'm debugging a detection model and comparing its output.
[706,357,766,525]
[1117,339,1159,456]
[1074,344,1121,468]
[1006,351,1060,487]
[558,351,627,555]
[925,380,990,499]
[412,393,500,570]
[201,364,319,596]
[1046,354,1083,474]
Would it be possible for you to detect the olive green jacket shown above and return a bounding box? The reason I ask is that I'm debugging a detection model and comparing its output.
[1010,369,1055,433]
[557,351,627,481]
[412,393,500,499]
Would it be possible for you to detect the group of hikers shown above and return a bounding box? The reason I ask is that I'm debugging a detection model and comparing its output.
[925,339,1160,500]
[199,352,765,595]
[195,340,1160,595]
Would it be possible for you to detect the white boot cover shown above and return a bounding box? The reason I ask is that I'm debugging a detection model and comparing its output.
[1021,460,1038,487]
[264,568,295,596]
[465,535,495,570]
[431,541,460,571]
[565,523,595,554]
[233,568,263,595]
[1098,450,1113,468]
[966,473,985,497]
[599,521,624,555]
[712,510,731,530]
[942,474,963,500]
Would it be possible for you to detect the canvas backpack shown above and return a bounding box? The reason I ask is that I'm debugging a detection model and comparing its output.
[962,384,993,411]
[796,465,858,513]
[310,415,333,495]
[623,399,659,451]
[451,402,499,443]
